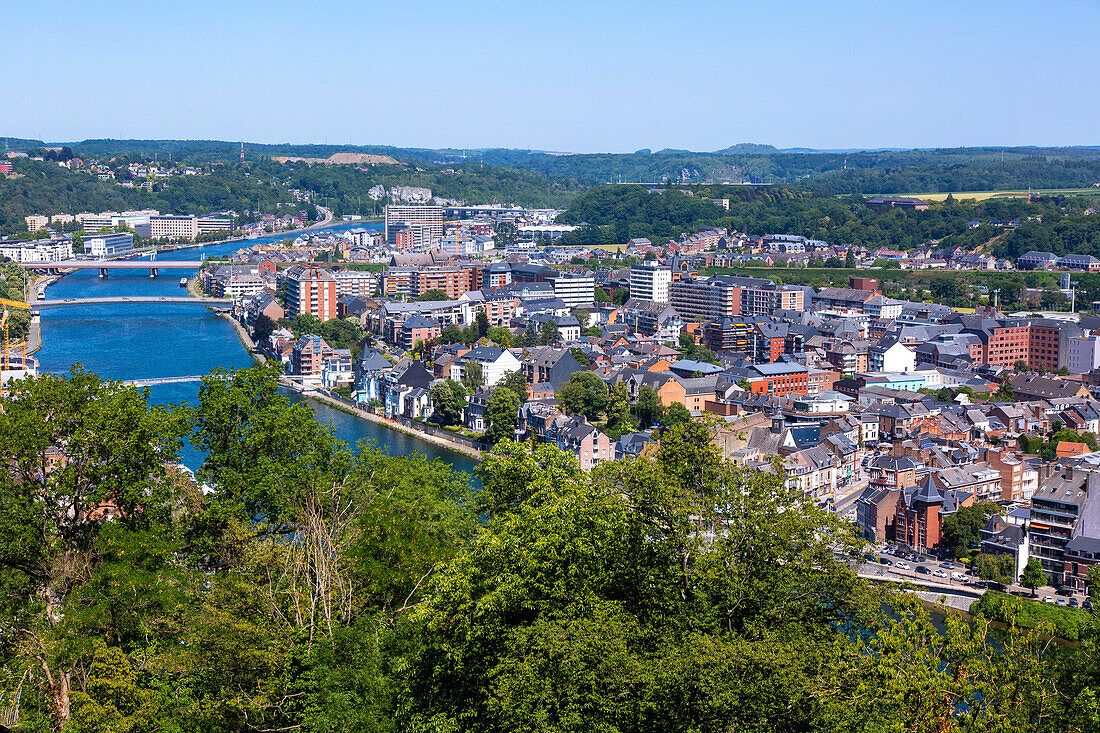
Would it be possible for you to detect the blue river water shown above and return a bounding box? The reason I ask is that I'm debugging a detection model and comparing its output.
[34,223,480,477]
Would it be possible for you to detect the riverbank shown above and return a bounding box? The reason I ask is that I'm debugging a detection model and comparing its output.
[286,383,483,461]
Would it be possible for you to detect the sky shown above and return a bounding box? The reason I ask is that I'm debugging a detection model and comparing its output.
[3,0,1098,153]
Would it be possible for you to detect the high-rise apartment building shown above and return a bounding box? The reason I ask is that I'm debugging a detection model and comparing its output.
[384,205,444,246]
[629,263,672,303]
[285,265,338,320]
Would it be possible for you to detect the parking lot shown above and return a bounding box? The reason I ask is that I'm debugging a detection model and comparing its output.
[854,545,1093,610]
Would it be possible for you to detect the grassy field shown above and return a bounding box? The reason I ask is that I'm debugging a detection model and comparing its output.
[896,188,1100,202]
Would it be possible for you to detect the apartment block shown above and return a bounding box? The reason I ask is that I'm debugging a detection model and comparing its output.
[384,205,444,246]
[285,265,338,320]
[629,263,673,303]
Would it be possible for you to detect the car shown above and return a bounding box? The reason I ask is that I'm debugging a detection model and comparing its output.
[895,562,911,570]
[1070,598,1080,608]
[916,566,931,575]
[932,569,948,578]
[940,562,955,569]
[878,558,892,566]
[1084,600,1093,611]
[863,553,877,563]
[951,572,969,582]
[1057,598,1068,606]
[1044,595,1055,604]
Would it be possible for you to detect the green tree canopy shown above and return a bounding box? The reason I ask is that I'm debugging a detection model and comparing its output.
[558,371,608,420]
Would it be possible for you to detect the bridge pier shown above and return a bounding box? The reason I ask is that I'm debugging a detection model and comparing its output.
[149,268,158,278]
[98,268,108,279]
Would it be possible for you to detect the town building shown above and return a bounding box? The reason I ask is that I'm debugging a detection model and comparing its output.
[85,232,134,258]
[384,204,445,246]
[630,263,673,304]
[284,265,338,321]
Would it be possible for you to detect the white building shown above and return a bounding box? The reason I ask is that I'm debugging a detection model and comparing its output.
[333,270,378,298]
[384,204,444,245]
[197,217,233,235]
[550,274,595,307]
[85,232,134,258]
[629,263,673,304]
[138,215,198,241]
[869,340,916,373]
[449,346,522,386]
[0,236,73,263]
[1067,335,1100,375]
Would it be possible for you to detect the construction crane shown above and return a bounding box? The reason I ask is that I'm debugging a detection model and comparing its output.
[0,296,31,376]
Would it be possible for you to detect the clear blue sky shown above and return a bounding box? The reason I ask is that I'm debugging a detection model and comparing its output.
[4,0,1097,152]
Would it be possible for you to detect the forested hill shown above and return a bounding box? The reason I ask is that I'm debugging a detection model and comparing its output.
[2,364,1100,731]
[8,137,1100,191]
[555,184,1100,253]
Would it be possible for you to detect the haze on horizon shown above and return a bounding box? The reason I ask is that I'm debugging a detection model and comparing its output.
[3,0,1097,154]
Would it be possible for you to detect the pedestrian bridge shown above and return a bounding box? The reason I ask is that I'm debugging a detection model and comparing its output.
[35,296,232,308]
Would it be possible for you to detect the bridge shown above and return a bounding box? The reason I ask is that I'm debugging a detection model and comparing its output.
[121,375,209,387]
[21,260,207,279]
[34,296,233,308]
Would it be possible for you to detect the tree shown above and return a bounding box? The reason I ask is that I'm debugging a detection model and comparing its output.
[415,289,449,302]
[484,388,521,446]
[604,382,637,440]
[290,312,323,337]
[558,371,608,420]
[662,401,692,428]
[461,361,485,391]
[594,286,611,303]
[940,500,1000,555]
[440,323,465,344]
[571,309,591,330]
[496,370,530,402]
[1021,558,1046,595]
[540,320,561,345]
[486,326,513,347]
[397,431,879,732]
[569,346,590,367]
[321,317,365,351]
[633,385,663,428]
[678,332,695,349]
[1088,564,1100,605]
[476,311,489,337]
[844,248,856,268]
[0,368,191,729]
[430,379,468,426]
[974,553,1015,585]
[252,313,276,343]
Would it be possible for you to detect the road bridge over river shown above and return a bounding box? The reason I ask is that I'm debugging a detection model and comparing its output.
[34,296,232,308]
[22,260,208,279]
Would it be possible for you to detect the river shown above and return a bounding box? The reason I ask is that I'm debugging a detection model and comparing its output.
[34,223,480,477]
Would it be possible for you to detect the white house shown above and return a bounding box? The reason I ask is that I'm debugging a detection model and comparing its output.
[450,346,523,386]
[869,339,915,373]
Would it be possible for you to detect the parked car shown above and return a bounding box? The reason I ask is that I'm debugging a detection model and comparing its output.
[1084,599,1093,611]
[879,558,892,566]
[1043,596,1055,604]
[951,572,969,582]
[1070,598,1080,608]
[895,562,911,570]
[916,566,931,575]
[940,562,955,569]
[1057,598,1068,606]
[932,569,948,578]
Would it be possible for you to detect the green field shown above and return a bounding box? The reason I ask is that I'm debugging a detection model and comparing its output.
[893,188,1100,202]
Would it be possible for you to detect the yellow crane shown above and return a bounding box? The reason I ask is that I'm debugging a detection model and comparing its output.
[0,296,31,376]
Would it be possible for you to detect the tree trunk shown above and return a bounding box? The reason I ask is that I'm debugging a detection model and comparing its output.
[39,658,70,732]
